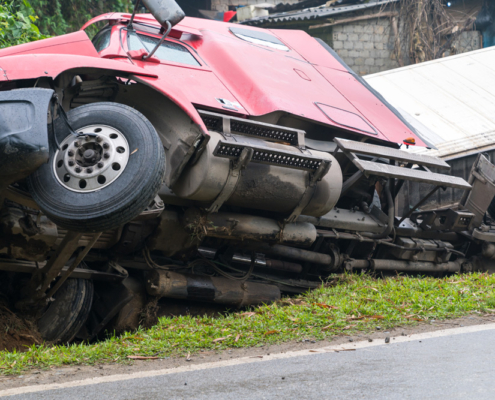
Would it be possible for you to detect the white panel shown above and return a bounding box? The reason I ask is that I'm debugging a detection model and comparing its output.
[365,46,495,159]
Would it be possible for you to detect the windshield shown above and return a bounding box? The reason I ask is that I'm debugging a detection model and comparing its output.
[128,31,200,66]
[92,27,111,53]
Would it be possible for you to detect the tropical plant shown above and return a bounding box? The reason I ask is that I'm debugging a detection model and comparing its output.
[0,0,47,48]
[29,0,134,36]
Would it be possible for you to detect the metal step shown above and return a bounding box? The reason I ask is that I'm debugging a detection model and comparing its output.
[200,110,306,148]
[334,138,451,170]
[355,159,471,190]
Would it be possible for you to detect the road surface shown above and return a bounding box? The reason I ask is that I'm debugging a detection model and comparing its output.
[2,324,495,399]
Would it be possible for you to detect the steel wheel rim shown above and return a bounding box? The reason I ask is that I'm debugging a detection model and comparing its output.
[53,124,130,193]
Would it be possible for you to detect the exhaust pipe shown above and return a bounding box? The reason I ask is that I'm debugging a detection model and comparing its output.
[345,259,464,273]
[146,270,281,307]
[184,209,317,246]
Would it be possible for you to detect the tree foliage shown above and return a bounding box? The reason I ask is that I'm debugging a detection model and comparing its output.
[0,0,135,49]
[391,0,479,66]
[29,0,134,36]
[0,0,48,48]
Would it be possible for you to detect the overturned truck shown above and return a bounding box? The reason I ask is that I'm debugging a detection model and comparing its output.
[1,0,495,343]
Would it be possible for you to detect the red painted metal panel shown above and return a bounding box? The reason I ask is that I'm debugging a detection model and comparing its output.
[130,59,247,115]
[0,31,98,58]
[316,66,426,146]
[0,14,424,146]
[0,54,157,81]
[197,29,390,141]
[316,103,377,135]
[270,29,349,72]
[80,13,116,30]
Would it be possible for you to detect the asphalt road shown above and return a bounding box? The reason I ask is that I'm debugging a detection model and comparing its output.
[3,325,495,399]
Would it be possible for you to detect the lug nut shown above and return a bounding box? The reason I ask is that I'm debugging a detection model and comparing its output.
[86,168,93,173]
[85,135,90,142]
[103,143,109,149]
[104,152,110,159]
[74,141,81,148]
[68,160,75,167]
[96,136,103,143]
[75,167,82,173]
[68,150,74,157]
[97,162,104,168]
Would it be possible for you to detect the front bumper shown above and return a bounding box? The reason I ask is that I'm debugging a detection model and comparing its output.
[0,88,53,186]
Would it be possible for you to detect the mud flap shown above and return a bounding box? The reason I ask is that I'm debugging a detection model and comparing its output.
[0,88,54,187]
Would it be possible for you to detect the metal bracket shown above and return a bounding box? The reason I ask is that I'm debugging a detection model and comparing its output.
[18,231,101,308]
[207,147,253,213]
[45,232,102,300]
[473,227,495,243]
[285,160,331,223]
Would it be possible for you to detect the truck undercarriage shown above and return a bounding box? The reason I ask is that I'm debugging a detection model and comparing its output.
[2,0,495,344]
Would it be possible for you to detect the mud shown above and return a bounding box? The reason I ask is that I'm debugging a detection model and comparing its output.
[1,313,494,391]
[0,302,42,352]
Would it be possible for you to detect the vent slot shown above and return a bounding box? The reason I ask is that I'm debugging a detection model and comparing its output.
[199,110,305,148]
[202,115,222,131]
[230,121,298,145]
[214,142,324,172]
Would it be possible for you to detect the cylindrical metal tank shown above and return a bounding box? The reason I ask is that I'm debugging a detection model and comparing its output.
[184,210,317,246]
[170,132,342,217]
[146,270,281,307]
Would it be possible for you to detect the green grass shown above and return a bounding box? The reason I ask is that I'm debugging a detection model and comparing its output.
[2,273,495,375]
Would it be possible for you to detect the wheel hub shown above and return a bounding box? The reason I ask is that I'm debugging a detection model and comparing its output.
[53,125,130,193]
[83,149,96,161]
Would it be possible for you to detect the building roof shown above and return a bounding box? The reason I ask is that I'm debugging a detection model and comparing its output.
[365,46,495,160]
[241,0,398,26]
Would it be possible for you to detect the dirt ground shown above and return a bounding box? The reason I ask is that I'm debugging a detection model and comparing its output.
[0,302,41,353]
[1,313,494,391]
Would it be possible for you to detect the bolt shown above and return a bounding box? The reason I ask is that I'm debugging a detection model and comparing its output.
[75,167,82,173]
[74,141,81,148]
[97,162,104,168]
[86,168,93,173]
[103,143,109,149]
[104,152,110,159]
[85,135,90,142]
[96,136,103,143]
[68,150,74,157]
[68,161,75,167]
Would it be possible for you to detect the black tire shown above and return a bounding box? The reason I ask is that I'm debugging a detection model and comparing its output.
[27,102,165,233]
[38,278,94,343]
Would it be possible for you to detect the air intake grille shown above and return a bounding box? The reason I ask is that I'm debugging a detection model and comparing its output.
[215,143,324,172]
[230,121,298,145]
[199,110,305,148]
[202,115,222,131]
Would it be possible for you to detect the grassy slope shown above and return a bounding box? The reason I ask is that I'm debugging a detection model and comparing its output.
[1,273,495,375]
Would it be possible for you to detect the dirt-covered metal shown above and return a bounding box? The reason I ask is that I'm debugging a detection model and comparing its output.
[2,2,495,344]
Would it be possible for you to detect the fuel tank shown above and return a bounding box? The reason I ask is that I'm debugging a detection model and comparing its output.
[168,131,342,217]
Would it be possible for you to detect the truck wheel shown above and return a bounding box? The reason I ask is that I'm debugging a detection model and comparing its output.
[38,278,93,343]
[27,102,165,233]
